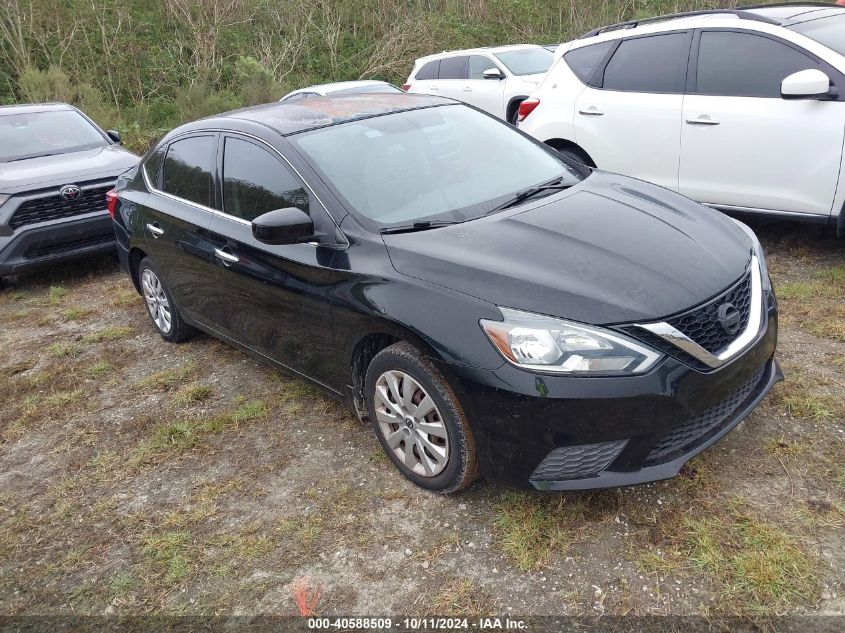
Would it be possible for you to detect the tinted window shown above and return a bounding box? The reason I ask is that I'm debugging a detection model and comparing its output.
[468,56,499,80]
[144,146,166,188]
[564,41,614,84]
[161,136,215,208]
[790,14,845,57]
[415,60,439,80]
[494,48,554,76]
[602,33,689,93]
[222,137,309,222]
[696,31,818,98]
[438,56,468,80]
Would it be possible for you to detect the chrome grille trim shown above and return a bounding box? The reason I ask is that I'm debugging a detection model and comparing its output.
[632,257,763,369]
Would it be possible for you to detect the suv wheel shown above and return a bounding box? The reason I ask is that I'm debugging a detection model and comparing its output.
[138,257,195,343]
[365,342,479,493]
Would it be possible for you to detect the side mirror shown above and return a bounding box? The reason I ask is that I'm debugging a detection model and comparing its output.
[106,129,122,144]
[252,207,315,245]
[482,68,505,80]
[781,69,833,100]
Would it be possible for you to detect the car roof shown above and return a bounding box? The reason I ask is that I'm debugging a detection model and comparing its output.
[181,93,453,137]
[575,3,845,41]
[0,102,75,116]
[415,43,545,63]
[295,80,393,95]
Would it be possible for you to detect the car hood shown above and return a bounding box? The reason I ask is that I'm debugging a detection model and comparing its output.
[0,145,139,194]
[383,172,752,325]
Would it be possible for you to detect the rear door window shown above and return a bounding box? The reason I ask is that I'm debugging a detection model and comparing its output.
[695,31,818,98]
[602,33,690,93]
[438,56,469,80]
[161,135,216,208]
[564,41,615,84]
[415,60,440,80]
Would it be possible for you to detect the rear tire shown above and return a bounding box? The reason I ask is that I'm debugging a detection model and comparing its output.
[138,257,195,343]
[365,342,479,494]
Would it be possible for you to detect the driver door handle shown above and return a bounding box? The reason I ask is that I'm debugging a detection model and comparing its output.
[146,222,164,238]
[578,106,604,116]
[686,116,720,126]
[214,247,239,265]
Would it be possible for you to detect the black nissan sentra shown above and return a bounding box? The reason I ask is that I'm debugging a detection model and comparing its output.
[110,94,781,493]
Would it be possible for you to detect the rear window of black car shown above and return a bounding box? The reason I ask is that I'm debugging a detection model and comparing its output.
[161,135,215,208]
[564,41,614,84]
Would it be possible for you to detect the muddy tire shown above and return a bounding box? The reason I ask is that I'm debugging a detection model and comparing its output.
[365,341,479,494]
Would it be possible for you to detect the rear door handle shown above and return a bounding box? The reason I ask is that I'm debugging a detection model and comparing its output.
[686,116,720,126]
[214,247,239,265]
[146,222,164,238]
[578,107,604,116]
[462,85,472,92]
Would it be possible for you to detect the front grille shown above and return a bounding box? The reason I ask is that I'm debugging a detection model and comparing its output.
[645,365,767,465]
[25,233,114,258]
[666,270,753,355]
[9,185,113,230]
[530,439,627,481]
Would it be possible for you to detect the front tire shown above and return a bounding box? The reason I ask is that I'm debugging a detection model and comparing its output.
[365,342,479,494]
[138,257,195,343]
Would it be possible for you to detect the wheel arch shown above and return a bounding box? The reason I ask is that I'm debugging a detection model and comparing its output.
[128,246,148,294]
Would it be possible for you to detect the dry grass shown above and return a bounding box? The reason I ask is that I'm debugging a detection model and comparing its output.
[428,578,495,617]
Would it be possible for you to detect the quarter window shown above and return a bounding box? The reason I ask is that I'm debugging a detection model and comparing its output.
[468,56,498,80]
[161,135,215,208]
[602,33,690,93]
[222,137,309,222]
[564,41,614,84]
[696,31,818,98]
[415,60,439,80]
[143,146,166,189]
[438,56,468,80]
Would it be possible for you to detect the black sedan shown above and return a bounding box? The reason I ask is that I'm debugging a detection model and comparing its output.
[110,94,781,493]
[0,103,138,283]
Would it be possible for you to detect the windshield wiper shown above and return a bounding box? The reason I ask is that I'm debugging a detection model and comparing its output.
[489,176,572,213]
[379,220,460,235]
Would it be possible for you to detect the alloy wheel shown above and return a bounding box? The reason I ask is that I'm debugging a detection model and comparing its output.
[374,370,450,477]
[141,268,172,334]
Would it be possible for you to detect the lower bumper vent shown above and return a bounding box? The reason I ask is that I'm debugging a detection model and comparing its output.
[530,439,627,482]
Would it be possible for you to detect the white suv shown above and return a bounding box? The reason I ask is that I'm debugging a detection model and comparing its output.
[404,45,554,123]
[518,3,845,236]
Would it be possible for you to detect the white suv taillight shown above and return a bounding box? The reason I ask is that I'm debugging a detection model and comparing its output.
[517,98,540,122]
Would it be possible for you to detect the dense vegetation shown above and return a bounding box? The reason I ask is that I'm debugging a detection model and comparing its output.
[1,0,751,152]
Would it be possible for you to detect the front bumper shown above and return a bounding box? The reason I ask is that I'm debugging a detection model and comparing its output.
[445,296,780,490]
[0,212,115,277]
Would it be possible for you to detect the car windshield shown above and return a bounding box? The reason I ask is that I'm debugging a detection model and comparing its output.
[292,104,582,229]
[788,14,845,57]
[493,48,554,76]
[0,109,107,162]
[331,84,403,95]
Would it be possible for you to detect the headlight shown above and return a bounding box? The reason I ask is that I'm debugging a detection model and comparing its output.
[0,195,8,208]
[480,308,663,375]
[729,217,771,291]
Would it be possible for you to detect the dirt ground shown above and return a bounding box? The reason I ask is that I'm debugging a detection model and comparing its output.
[1,217,844,620]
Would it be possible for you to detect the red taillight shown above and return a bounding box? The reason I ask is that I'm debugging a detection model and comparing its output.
[106,189,118,219]
[517,98,540,122]
[401,84,411,92]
